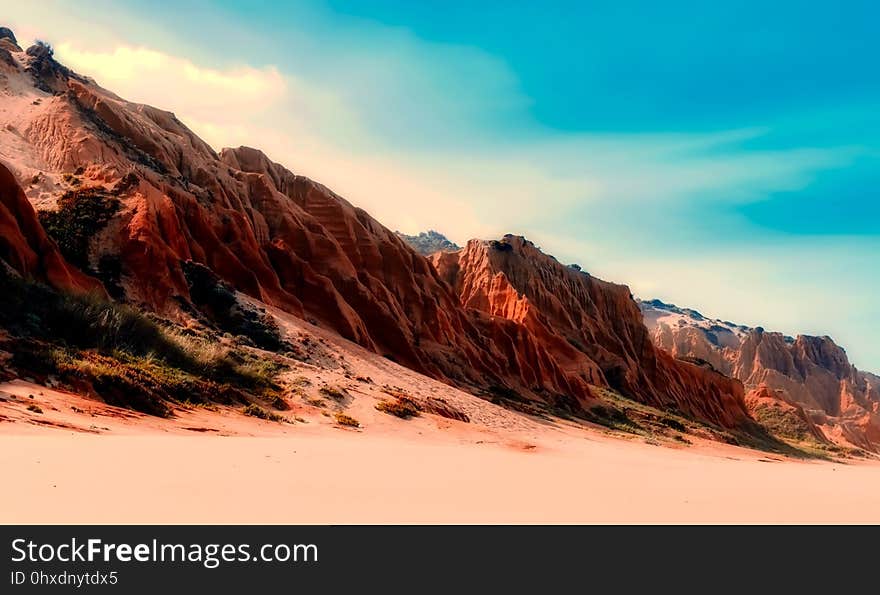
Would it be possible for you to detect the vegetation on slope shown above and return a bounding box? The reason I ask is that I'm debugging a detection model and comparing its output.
[584,385,860,460]
[0,270,285,417]
[749,401,815,443]
[181,260,285,352]
[38,187,120,272]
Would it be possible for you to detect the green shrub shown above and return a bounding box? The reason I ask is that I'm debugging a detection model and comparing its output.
[181,261,284,352]
[1,273,280,392]
[751,403,814,442]
[0,273,187,363]
[660,417,687,433]
[38,188,120,271]
[1,274,287,417]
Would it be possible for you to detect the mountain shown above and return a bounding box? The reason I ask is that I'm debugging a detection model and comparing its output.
[640,299,880,450]
[432,236,751,428]
[395,230,460,256]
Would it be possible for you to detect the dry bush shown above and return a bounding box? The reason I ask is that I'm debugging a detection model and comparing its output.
[334,413,360,428]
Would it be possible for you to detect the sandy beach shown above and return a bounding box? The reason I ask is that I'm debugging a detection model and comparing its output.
[3,411,879,524]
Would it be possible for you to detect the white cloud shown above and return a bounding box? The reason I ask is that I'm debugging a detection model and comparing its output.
[55,43,287,120]
[13,9,858,251]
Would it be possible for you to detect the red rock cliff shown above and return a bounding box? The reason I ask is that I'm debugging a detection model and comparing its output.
[433,236,751,428]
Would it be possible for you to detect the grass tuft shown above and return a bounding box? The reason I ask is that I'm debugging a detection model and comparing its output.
[319,386,347,401]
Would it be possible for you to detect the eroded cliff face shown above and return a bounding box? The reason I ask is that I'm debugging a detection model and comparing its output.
[641,299,880,449]
[0,38,598,410]
[433,236,751,429]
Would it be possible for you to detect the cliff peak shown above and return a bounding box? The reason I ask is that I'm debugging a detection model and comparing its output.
[433,236,751,428]
[395,230,460,256]
[0,26,16,45]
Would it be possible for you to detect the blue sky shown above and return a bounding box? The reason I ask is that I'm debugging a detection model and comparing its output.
[7,1,880,369]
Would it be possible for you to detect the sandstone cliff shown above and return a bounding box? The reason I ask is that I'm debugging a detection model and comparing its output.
[641,299,880,449]
[433,236,752,429]
[0,30,767,433]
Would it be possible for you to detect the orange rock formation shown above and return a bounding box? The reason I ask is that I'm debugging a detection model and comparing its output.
[434,237,751,428]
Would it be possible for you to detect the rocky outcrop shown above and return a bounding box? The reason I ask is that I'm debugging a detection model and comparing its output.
[0,161,103,294]
[433,236,752,429]
[641,299,880,449]
[395,230,460,256]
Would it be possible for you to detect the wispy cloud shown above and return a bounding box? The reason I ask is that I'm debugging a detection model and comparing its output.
[51,40,864,247]
[58,44,285,99]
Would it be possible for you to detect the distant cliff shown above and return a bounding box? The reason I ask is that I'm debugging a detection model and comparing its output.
[640,299,880,450]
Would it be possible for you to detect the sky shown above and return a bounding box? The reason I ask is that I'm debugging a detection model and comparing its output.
[5,1,879,370]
